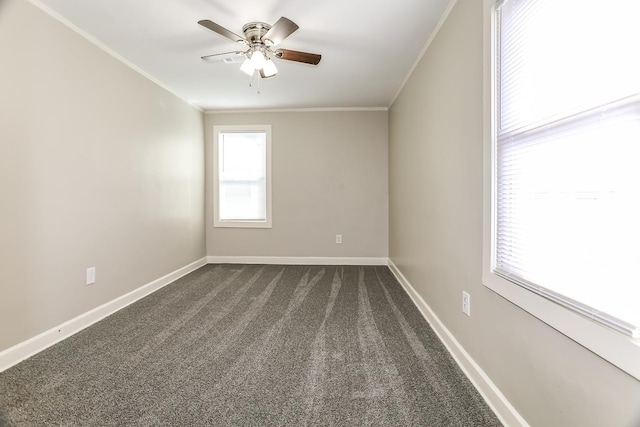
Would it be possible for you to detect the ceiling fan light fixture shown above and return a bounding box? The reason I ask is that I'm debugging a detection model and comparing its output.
[262,59,278,77]
[249,50,267,69]
[240,58,255,76]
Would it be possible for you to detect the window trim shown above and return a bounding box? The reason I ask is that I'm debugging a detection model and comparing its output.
[482,0,640,381]
[213,124,272,229]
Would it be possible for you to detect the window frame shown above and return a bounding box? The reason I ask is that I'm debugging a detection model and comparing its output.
[482,0,640,381]
[213,124,272,229]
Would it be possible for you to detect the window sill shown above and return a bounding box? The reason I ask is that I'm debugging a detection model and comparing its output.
[482,269,640,381]
[213,220,272,229]
[213,221,272,228]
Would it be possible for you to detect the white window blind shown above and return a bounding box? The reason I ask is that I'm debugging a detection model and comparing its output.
[495,0,640,337]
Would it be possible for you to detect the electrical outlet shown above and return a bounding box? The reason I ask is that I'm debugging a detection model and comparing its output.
[336,234,342,244]
[462,291,471,316]
[86,267,96,285]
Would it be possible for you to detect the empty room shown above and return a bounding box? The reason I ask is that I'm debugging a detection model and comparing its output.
[1,0,639,425]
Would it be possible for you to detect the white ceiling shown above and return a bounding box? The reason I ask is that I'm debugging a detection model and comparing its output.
[34,0,450,111]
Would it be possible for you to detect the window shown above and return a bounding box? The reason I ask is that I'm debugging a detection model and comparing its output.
[213,125,272,228]
[483,0,640,379]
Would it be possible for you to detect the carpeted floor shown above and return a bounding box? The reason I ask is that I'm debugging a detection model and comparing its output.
[0,264,502,426]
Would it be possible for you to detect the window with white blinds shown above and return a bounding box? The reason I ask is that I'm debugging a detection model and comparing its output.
[213,125,272,228]
[493,0,640,337]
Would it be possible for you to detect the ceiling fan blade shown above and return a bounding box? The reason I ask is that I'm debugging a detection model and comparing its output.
[262,17,299,46]
[201,51,246,63]
[274,49,321,65]
[198,20,246,44]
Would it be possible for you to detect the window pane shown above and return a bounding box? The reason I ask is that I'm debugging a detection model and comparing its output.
[498,0,640,134]
[496,103,640,330]
[218,132,266,221]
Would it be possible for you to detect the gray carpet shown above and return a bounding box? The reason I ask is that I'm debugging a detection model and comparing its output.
[0,264,502,426]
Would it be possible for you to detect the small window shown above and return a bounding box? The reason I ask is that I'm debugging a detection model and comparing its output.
[484,0,640,379]
[213,125,272,228]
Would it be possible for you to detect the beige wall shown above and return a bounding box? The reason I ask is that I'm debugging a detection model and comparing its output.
[0,0,205,351]
[205,111,388,258]
[4,0,637,424]
[388,0,640,426]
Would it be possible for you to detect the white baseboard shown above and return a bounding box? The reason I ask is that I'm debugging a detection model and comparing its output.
[0,257,207,373]
[387,259,528,427]
[207,256,388,266]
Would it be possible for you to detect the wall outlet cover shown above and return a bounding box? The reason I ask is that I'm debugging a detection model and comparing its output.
[86,267,96,285]
[462,291,471,316]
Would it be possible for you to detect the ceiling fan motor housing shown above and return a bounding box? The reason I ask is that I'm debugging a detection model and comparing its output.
[242,22,272,43]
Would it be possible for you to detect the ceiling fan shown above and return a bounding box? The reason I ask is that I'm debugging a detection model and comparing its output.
[198,17,321,79]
